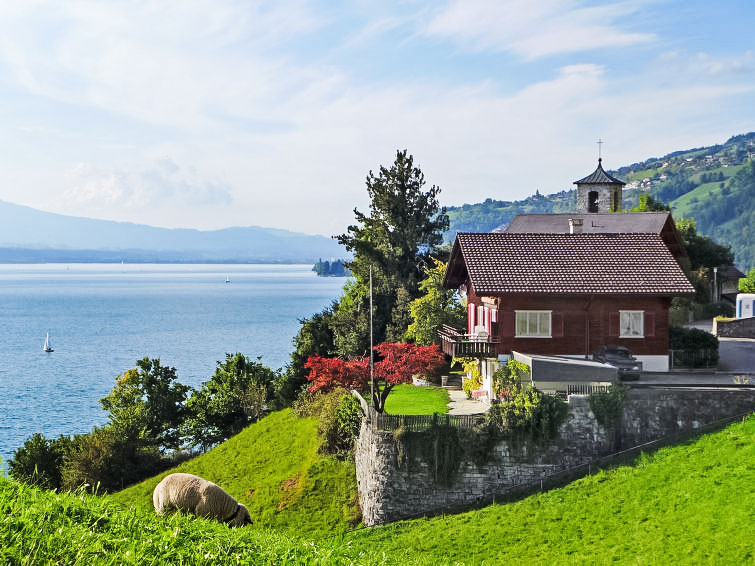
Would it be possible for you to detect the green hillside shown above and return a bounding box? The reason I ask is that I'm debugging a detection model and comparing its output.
[110,409,359,537]
[345,413,755,564]
[446,132,755,271]
[3,410,754,564]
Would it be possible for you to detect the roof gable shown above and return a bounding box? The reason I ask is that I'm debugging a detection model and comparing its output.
[445,232,694,296]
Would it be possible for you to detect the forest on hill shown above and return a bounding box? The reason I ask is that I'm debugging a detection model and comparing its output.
[445,132,755,271]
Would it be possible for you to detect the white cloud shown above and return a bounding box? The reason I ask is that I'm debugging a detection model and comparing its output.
[657,50,755,79]
[0,0,331,131]
[423,0,654,58]
[63,158,233,211]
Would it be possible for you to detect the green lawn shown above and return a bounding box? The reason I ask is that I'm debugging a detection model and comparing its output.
[383,384,450,415]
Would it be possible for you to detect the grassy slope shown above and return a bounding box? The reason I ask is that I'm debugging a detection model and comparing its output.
[2,414,754,564]
[344,413,755,565]
[0,477,383,566]
[110,409,359,537]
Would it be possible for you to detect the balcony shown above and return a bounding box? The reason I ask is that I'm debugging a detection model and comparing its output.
[438,324,499,358]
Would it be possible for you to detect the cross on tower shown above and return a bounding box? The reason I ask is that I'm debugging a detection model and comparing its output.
[597,138,603,160]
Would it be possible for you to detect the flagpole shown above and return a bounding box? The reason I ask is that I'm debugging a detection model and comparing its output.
[369,265,374,405]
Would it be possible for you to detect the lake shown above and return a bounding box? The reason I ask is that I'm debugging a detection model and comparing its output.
[0,264,345,466]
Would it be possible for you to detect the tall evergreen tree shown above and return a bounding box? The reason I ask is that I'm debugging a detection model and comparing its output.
[331,150,449,357]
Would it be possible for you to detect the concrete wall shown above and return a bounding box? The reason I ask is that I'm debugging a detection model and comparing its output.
[714,316,755,338]
[356,388,755,526]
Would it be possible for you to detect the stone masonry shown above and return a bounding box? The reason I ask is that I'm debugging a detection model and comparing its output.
[713,316,755,338]
[356,388,755,526]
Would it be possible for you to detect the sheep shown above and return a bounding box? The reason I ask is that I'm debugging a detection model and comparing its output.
[153,473,252,527]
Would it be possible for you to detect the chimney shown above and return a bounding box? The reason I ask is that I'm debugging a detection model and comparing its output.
[569,218,583,234]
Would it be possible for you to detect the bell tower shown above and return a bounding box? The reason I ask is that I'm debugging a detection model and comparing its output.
[574,158,626,213]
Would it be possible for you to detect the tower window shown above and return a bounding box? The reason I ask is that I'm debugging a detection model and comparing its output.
[588,191,599,212]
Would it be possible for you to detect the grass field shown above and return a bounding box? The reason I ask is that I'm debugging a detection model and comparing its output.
[3,410,754,565]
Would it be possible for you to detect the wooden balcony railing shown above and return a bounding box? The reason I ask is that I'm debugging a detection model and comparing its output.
[438,324,499,358]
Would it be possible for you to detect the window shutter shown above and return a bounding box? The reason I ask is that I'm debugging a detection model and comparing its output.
[644,312,655,337]
[609,312,619,337]
[552,313,564,337]
[502,311,514,337]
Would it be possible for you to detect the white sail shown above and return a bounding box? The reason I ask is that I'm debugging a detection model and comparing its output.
[43,332,54,352]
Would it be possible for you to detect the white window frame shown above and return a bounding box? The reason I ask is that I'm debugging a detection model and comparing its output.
[515,310,552,338]
[620,310,644,338]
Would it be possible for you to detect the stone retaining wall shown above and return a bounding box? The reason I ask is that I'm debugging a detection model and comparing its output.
[356,388,755,526]
[713,316,755,338]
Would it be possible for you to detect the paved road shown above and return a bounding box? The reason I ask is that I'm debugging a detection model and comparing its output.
[718,338,755,373]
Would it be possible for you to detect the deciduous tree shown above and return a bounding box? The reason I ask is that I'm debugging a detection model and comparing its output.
[100,357,190,451]
[406,258,466,345]
[305,342,445,413]
[185,353,278,451]
[739,268,755,293]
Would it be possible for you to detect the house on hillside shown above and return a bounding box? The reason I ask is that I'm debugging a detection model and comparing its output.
[440,159,695,396]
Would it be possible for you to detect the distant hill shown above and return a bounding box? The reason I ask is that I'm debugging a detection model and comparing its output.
[0,201,345,263]
[445,132,755,271]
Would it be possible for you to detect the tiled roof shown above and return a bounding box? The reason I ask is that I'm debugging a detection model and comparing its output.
[574,159,625,185]
[450,232,694,295]
[504,213,670,234]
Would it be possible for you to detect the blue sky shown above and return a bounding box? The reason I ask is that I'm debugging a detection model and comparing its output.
[1,0,754,235]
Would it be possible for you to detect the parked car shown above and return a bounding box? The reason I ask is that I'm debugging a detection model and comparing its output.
[593,346,642,380]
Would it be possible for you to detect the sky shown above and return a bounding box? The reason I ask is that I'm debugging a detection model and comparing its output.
[1,1,754,236]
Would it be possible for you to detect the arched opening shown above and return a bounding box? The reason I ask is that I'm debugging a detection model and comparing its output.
[588,191,599,213]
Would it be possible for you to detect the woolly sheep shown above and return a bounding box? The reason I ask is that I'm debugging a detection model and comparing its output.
[153,473,253,527]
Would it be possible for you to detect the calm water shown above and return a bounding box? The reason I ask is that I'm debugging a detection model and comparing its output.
[0,264,344,466]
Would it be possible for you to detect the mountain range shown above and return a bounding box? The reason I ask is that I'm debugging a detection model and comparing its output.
[4,132,754,268]
[446,132,755,271]
[0,200,345,263]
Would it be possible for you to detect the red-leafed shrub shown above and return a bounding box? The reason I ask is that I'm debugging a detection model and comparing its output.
[305,342,444,413]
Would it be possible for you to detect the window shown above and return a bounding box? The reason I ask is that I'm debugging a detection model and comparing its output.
[515,310,551,338]
[620,310,644,338]
[588,191,599,212]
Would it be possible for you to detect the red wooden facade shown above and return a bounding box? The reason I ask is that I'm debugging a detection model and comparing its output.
[464,289,672,358]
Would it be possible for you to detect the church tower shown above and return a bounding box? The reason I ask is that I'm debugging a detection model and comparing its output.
[574,158,626,213]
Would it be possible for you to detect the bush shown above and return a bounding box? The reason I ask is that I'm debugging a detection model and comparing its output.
[589,384,628,429]
[492,359,530,399]
[292,388,363,458]
[319,394,363,457]
[9,433,71,490]
[486,387,567,444]
[456,357,482,399]
[60,427,170,493]
[669,326,719,352]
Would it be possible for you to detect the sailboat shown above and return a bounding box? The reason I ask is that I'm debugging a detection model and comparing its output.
[43,332,54,353]
[225,275,230,284]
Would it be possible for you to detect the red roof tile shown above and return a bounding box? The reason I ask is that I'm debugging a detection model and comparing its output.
[448,232,695,296]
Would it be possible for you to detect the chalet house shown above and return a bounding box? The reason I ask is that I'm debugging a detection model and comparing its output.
[441,159,695,394]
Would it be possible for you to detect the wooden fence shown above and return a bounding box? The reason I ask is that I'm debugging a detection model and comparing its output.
[368,409,486,432]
